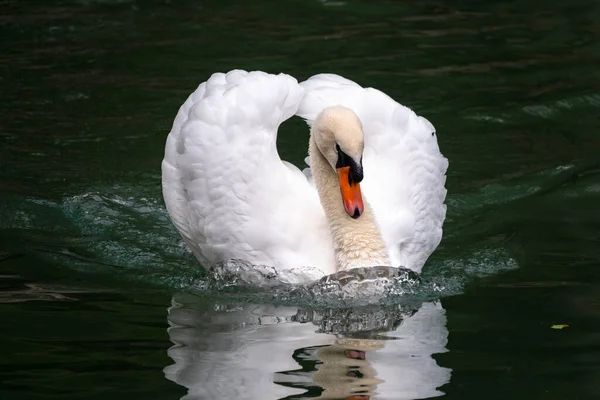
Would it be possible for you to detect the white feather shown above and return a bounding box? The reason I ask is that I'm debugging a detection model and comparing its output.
[162,70,334,278]
[162,70,447,277]
[298,74,448,272]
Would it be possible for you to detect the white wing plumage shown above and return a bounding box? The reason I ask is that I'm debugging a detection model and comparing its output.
[162,70,334,277]
[298,74,448,273]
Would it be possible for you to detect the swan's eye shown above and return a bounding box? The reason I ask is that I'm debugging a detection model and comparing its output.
[336,147,363,184]
[335,143,341,153]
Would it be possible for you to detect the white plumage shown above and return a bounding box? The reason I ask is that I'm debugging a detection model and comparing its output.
[162,70,447,279]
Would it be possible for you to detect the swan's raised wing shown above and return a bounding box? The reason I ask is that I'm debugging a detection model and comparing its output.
[162,70,333,275]
[298,74,448,273]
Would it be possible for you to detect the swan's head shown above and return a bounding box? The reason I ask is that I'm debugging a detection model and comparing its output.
[312,106,365,219]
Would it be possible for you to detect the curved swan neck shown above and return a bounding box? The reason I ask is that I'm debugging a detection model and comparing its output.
[309,136,390,271]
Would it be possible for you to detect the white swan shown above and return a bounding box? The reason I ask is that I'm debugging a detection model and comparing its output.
[161,70,447,278]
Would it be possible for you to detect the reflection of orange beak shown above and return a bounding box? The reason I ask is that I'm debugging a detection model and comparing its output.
[337,166,364,218]
[344,349,366,360]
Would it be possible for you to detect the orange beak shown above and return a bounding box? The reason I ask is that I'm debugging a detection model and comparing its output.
[337,166,364,218]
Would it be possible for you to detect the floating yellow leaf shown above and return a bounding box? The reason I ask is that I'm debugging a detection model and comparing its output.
[551,324,569,329]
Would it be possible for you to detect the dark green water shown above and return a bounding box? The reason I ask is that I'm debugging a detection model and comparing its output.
[2,0,600,398]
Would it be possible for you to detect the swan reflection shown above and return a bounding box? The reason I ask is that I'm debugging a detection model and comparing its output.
[164,294,450,399]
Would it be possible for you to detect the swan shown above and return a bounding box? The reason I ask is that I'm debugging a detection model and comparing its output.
[161,70,447,279]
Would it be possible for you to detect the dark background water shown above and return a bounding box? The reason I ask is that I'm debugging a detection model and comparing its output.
[2,0,600,399]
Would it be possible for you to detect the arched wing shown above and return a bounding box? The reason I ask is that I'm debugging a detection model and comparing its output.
[162,70,332,274]
[297,74,448,272]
